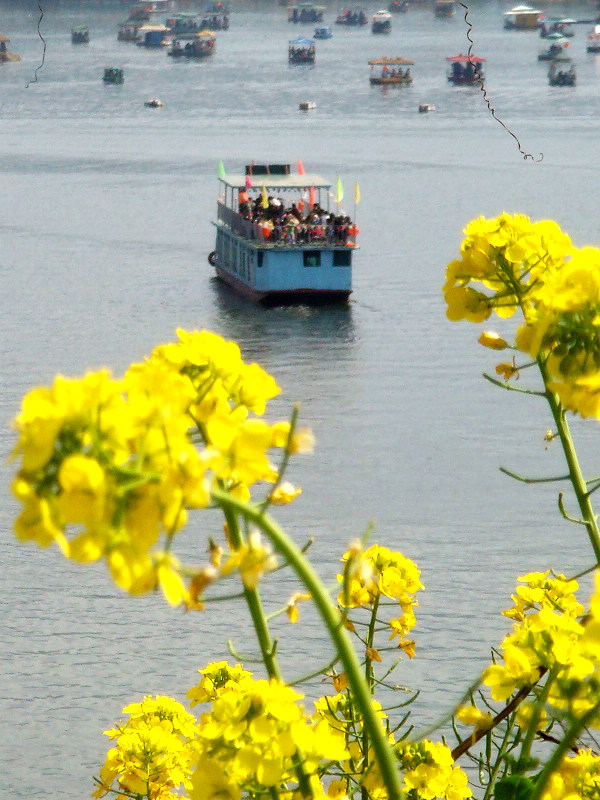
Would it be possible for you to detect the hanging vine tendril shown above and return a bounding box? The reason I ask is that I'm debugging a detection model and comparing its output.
[457,0,543,162]
[25,2,46,88]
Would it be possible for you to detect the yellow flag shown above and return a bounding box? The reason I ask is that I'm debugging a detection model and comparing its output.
[335,175,344,204]
[261,185,268,209]
[354,181,360,205]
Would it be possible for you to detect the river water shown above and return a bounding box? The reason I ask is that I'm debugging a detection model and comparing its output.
[2,0,600,796]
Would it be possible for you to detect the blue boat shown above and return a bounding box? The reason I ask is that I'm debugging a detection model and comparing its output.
[314,25,333,38]
[209,164,358,304]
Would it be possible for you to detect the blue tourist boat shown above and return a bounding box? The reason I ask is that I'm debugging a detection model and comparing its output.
[208,163,358,304]
[314,25,333,39]
[288,38,315,63]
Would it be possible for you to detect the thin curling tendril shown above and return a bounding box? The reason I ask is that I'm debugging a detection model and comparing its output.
[25,2,46,88]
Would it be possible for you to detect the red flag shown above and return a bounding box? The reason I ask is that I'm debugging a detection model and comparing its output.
[298,199,305,212]
[309,186,315,210]
[297,159,305,175]
[245,174,253,188]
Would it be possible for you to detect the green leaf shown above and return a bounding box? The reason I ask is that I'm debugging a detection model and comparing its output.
[495,775,535,800]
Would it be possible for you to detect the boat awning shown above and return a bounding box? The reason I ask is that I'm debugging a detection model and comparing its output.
[504,5,541,14]
[221,173,331,190]
[289,37,315,44]
[137,24,170,32]
[368,56,414,64]
[446,53,486,62]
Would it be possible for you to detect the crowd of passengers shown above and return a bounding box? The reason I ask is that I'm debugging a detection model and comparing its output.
[238,192,354,244]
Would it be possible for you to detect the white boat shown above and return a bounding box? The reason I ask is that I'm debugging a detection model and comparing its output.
[503,5,543,30]
[372,10,392,33]
[587,24,600,53]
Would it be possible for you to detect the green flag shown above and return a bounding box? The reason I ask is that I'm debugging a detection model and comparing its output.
[336,175,344,204]
[218,160,226,180]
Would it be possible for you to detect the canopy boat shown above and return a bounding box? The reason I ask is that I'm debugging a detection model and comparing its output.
[209,163,357,304]
[314,24,333,38]
[434,0,455,17]
[369,56,413,84]
[169,30,216,58]
[118,20,141,41]
[0,33,20,62]
[165,12,203,39]
[446,53,485,83]
[289,38,315,63]
[503,5,544,30]
[389,0,408,12]
[71,25,90,44]
[538,33,570,61]
[126,2,165,22]
[587,24,600,52]
[540,18,575,38]
[288,3,325,23]
[335,8,368,25]
[136,24,171,47]
[372,10,392,33]
[103,67,124,83]
[199,13,229,30]
[548,60,576,85]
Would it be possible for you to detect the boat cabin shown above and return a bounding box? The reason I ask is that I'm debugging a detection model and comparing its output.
[446,53,485,84]
[126,2,165,22]
[540,18,575,38]
[289,38,316,63]
[389,0,409,12]
[372,10,392,33]
[117,21,141,41]
[288,3,325,23]
[169,30,216,58]
[538,33,570,61]
[165,13,203,38]
[503,5,543,30]
[335,8,368,25]
[71,25,90,44]
[0,33,20,63]
[103,67,124,84]
[368,56,413,84]
[434,0,456,17]
[314,24,333,38]
[136,24,171,47]
[211,163,357,304]
[587,24,600,52]
[548,60,576,86]
[199,13,229,30]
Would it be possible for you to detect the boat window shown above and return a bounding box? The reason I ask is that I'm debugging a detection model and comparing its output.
[333,249,351,267]
[257,251,264,267]
[303,251,321,267]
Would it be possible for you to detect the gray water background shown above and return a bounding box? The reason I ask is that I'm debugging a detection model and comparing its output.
[2,0,600,795]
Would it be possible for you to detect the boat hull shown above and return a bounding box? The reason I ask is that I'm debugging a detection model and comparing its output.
[215,267,351,304]
[370,75,411,84]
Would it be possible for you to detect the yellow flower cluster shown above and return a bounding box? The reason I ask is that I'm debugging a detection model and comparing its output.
[398,741,472,800]
[541,750,600,800]
[11,330,310,602]
[187,665,348,800]
[482,572,600,726]
[93,695,199,799]
[445,214,600,418]
[338,544,423,655]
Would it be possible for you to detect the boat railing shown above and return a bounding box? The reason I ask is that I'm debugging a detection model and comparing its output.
[218,201,257,239]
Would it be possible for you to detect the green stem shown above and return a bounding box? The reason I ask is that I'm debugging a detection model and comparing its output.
[482,715,518,800]
[361,596,381,800]
[516,666,556,772]
[212,488,404,800]
[538,358,600,566]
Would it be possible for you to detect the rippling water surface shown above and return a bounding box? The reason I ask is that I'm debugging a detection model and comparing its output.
[2,0,600,795]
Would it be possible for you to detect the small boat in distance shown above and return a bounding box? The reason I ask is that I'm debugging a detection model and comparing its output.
[503,5,544,30]
[289,37,316,63]
[548,60,576,85]
[288,3,325,23]
[540,18,575,38]
[210,163,357,304]
[168,30,216,58]
[368,56,413,84]
[71,25,90,44]
[389,0,408,12]
[335,8,368,25]
[538,33,570,61]
[372,10,392,33]
[165,12,203,39]
[314,25,333,38]
[144,98,164,107]
[0,33,20,62]
[434,0,455,18]
[446,53,485,84]
[136,24,171,47]
[587,24,600,52]
[103,67,124,83]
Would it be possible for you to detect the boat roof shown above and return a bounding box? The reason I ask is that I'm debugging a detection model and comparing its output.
[544,32,568,40]
[289,37,315,44]
[170,11,200,17]
[446,53,486,62]
[221,172,331,189]
[137,24,171,32]
[195,29,216,36]
[368,56,414,64]
[0,34,11,42]
[549,17,576,23]
[373,9,392,15]
[504,5,541,14]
